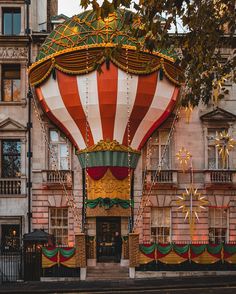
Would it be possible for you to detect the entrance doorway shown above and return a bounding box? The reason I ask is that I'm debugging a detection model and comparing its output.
[96,217,121,262]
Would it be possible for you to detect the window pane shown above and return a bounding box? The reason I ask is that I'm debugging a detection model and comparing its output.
[60,144,68,157]
[49,208,68,245]
[1,224,20,252]
[161,145,169,169]
[2,65,21,102]
[2,140,21,178]
[3,13,12,35]
[3,9,21,35]
[13,12,21,35]
[12,80,21,101]
[50,130,59,142]
[3,80,12,102]
[208,146,216,169]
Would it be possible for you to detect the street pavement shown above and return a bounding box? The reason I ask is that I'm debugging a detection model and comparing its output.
[0,275,236,293]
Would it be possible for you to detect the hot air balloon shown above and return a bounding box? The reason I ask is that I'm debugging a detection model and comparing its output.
[29,10,183,218]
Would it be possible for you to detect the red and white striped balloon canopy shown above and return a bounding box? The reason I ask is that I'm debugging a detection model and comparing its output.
[35,62,179,151]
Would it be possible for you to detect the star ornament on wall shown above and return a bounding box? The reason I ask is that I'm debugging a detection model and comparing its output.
[176,186,208,225]
[176,147,191,172]
[215,131,236,169]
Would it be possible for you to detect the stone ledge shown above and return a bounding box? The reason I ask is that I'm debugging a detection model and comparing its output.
[136,270,236,279]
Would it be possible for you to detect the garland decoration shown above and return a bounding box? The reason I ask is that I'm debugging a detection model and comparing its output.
[86,197,132,209]
[215,130,235,169]
[139,243,236,265]
[42,247,76,268]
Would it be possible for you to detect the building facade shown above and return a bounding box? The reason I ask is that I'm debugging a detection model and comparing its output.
[0,0,58,251]
[1,2,236,269]
[28,8,236,269]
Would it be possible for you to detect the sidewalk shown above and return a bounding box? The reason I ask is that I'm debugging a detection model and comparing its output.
[1,274,236,293]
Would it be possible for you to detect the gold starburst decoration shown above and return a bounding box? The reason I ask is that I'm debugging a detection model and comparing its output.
[176,147,191,172]
[215,130,235,169]
[184,102,193,124]
[176,186,208,226]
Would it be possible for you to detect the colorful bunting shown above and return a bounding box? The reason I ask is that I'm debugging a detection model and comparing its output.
[42,247,76,268]
[139,243,236,265]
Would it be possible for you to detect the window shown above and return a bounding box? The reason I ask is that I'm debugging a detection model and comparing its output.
[209,208,228,243]
[1,140,21,178]
[208,129,228,169]
[49,130,70,170]
[1,224,20,252]
[149,131,170,170]
[2,65,21,102]
[151,208,171,243]
[2,8,21,35]
[49,208,68,246]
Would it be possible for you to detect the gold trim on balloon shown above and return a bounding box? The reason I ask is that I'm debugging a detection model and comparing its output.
[77,139,140,154]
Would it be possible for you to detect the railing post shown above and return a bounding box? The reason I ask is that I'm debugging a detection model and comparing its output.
[75,234,87,280]
[129,233,139,278]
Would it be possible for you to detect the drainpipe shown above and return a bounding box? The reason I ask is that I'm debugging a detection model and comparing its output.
[25,0,32,233]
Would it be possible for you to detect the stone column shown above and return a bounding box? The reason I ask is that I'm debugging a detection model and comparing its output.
[128,233,139,278]
[75,234,87,280]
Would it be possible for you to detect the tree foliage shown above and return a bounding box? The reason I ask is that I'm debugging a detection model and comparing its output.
[80,0,236,106]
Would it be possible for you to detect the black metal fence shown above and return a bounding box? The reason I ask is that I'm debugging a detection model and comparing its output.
[0,250,23,283]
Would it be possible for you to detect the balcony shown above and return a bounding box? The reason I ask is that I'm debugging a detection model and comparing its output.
[0,178,26,196]
[144,170,177,188]
[42,170,73,188]
[204,170,236,188]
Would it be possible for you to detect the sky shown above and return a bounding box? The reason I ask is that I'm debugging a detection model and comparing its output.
[58,0,184,32]
[58,0,82,17]
[58,0,103,17]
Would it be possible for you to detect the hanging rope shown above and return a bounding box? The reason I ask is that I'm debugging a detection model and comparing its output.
[125,48,132,232]
[83,42,90,233]
[133,105,181,233]
[31,88,82,231]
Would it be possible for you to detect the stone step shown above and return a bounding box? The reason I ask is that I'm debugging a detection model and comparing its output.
[86,263,129,280]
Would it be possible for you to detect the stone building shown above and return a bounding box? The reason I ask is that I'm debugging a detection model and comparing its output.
[0,0,58,251]
[28,7,236,270]
[1,1,236,270]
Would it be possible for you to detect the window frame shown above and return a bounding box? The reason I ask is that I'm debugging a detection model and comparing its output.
[1,139,21,178]
[1,64,21,102]
[49,207,69,246]
[207,128,230,170]
[151,207,171,243]
[49,129,71,171]
[2,7,21,35]
[148,130,171,170]
[209,207,229,244]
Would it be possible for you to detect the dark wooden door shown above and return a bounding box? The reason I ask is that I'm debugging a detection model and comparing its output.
[96,217,121,262]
